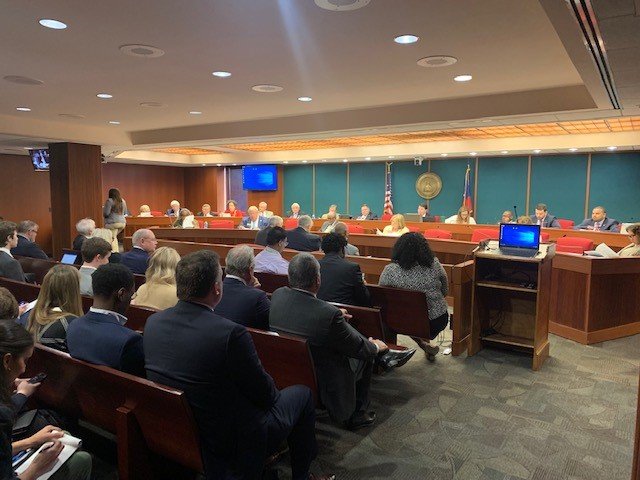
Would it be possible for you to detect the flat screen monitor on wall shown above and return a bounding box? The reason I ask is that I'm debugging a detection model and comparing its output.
[29,149,50,171]
[242,165,277,191]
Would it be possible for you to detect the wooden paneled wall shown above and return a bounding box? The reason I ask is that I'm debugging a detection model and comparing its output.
[183,167,223,213]
[102,163,186,215]
[247,166,284,216]
[0,154,53,255]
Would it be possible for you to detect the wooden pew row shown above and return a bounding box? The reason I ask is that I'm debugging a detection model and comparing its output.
[16,255,146,289]
[124,215,632,249]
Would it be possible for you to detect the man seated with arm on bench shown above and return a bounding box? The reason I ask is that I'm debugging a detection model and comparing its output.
[144,250,332,480]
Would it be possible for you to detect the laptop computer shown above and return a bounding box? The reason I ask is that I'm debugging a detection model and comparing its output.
[403,213,422,222]
[498,223,540,258]
[60,253,78,265]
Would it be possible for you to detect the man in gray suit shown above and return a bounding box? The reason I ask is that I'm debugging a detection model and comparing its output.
[530,203,561,228]
[270,253,388,430]
[0,221,27,282]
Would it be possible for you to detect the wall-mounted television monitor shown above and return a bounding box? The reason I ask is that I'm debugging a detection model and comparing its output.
[242,165,277,191]
[29,149,50,171]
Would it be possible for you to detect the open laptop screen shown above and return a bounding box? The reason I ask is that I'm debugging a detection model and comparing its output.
[499,224,540,249]
[60,253,78,265]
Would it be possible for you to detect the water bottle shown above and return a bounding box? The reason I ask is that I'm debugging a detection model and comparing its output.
[311,214,316,219]
[204,221,209,229]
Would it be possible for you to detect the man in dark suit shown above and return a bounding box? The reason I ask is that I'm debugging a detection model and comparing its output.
[418,203,436,222]
[67,263,144,376]
[317,233,370,307]
[270,253,388,429]
[575,206,620,231]
[286,216,321,252]
[355,204,377,220]
[255,215,283,246]
[530,203,561,228]
[144,250,329,480]
[0,221,27,282]
[10,220,47,259]
[214,245,271,330]
[121,228,157,274]
[73,217,96,250]
[240,206,270,230]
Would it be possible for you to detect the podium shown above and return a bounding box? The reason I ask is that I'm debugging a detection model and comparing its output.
[469,243,555,370]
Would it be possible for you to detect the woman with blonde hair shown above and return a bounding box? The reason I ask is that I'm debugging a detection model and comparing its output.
[27,265,83,351]
[444,206,476,224]
[379,214,410,236]
[131,247,181,310]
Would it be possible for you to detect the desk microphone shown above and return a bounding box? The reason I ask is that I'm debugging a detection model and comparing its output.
[513,205,519,219]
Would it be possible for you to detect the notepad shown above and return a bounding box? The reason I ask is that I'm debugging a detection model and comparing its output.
[584,243,619,258]
[15,432,82,480]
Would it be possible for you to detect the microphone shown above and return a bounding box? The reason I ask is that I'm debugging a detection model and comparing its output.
[513,205,519,219]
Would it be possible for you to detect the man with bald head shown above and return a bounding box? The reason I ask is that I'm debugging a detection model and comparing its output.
[121,228,158,274]
[575,206,620,231]
[240,206,269,230]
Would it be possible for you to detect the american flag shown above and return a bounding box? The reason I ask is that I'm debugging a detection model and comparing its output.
[383,162,393,215]
[462,162,473,212]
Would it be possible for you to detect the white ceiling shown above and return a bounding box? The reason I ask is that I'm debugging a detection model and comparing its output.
[0,0,636,161]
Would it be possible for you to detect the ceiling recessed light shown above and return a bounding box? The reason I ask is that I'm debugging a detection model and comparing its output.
[139,101,164,107]
[283,161,289,164]
[119,44,164,58]
[39,19,67,30]
[202,164,206,166]
[189,111,202,115]
[454,74,473,82]
[297,96,312,102]
[96,93,113,99]
[533,149,541,153]
[501,150,509,154]
[440,153,448,157]
[394,34,419,44]
[16,107,31,112]
[607,146,617,151]
[365,157,371,160]
[417,56,458,68]
[342,159,348,163]
[216,163,222,167]
[232,163,237,166]
[108,120,120,125]
[212,71,232,78]
[569,148,578,152]
[470,152,477,156]
[322,159,327,162]
[314,0,371,11]
[302,160,308,163]
[3,75,44,86]
[388,155,395,159]
[252,84,283,93]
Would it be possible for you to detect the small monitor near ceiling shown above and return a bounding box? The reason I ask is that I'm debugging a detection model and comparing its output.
[242,165,277,191]
[29,149,50,171]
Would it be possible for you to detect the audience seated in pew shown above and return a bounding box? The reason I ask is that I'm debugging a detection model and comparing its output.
[67,263,145,377]
[120,228,158,275]
[255,215,283,246]
[379,233,449,361]
[131,247,180,310]
[0,311,93,480]
[320,212,339,233]
[317,233,370,307]
[255,226,290,276]
[144,250,332,480]
[11,220,48,260]
[0,221,28,283]
[26,265,83,352]
[72,218,96,251]
[214,245,271,330]
[333,222,360,256]
[270,253,388,430]
[78,237,112,296]
[286,216,321,252]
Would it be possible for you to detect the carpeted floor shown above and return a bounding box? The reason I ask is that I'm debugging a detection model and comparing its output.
[301,331,640,480]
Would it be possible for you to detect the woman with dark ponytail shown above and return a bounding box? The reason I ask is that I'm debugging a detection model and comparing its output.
[0,318,91,479]
[103,187,128,253]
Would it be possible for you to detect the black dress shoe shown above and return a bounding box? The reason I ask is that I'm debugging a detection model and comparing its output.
[378,348,417,371]
[346,410,376,430]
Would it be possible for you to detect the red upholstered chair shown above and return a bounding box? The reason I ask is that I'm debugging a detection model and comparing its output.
[284,218,299,230]
[540,232,550,242]
[207,220,234,229]
[433,215,441,223]
[347,224,365,234]
[471,228,499,242]
[150,211,164,217]
[556,236,593,254]
[423,229,453,239]
[407,226,421,233]
[381,213,392,221]
[557,219,575,229]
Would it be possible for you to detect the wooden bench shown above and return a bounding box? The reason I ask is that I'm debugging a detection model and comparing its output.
[254,271,289,293]
[25,344,203,479]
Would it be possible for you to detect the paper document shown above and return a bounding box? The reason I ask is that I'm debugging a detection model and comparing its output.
[15,433,82,480]
[584,243,619,258]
